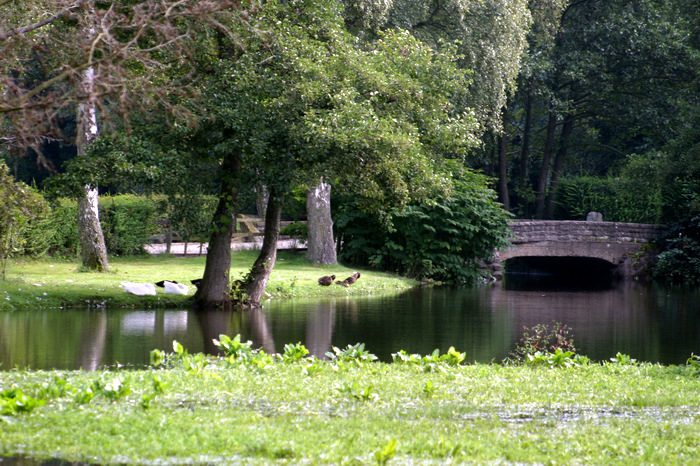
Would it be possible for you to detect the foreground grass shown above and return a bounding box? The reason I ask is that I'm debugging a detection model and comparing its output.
[0,251,416,310]
[2,345,700,464]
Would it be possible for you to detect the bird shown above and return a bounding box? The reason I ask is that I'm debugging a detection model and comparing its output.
[336,272,361,287]
[121,282,157,296]
[318,275,336,286]
[155,280,178,288]
[163,281,189,295]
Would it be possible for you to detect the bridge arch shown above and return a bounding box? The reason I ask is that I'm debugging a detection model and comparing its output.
[491,220,666,280]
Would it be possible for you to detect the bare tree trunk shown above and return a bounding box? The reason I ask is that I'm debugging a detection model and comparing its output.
[545,117,574,219]
[306,177,337,264]
[255,184,269,220]
[498,131,510,211]
[245,188,282,307]
[535,108,558,219]
[518,80,533,216]
[77,66,108,271]
[194,155,241,309]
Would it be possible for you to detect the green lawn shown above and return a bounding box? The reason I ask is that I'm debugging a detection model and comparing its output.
[2,347,699,464]
[2,254,699,464]
[0,251,416,310]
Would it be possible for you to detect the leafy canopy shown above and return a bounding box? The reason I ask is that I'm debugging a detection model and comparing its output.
[203,0,480,214]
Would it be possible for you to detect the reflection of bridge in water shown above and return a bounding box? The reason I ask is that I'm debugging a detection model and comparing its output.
[493,220,667,279]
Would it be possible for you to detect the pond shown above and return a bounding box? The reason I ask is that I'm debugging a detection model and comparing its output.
[1,278,699,370]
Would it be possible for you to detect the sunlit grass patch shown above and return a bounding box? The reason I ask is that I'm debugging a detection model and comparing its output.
[0,252,417,309]
[2,339,700,464]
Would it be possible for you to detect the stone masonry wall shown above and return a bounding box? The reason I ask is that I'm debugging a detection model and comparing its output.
[508,220,667,244]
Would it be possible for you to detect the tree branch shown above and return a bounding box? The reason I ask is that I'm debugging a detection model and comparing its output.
[0,1,84,41]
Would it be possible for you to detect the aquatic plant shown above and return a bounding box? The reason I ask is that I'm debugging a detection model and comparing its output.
[507,321,577,364]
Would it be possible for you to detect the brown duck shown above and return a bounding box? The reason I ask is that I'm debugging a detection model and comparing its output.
[318,275,336,286]
[336,272,361,287]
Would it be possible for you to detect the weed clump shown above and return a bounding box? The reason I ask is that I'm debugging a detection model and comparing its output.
[506,321,577,365]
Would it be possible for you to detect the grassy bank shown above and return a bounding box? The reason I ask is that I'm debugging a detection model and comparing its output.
[0,251,417,310]
[1,343,700,464]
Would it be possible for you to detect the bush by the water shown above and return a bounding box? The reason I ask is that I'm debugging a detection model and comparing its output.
[336,169,511,284]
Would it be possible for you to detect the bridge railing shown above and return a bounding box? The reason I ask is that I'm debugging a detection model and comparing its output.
[507,220,667,244]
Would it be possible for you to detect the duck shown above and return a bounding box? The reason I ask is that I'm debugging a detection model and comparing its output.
[155,280,177,288]
[163,281,189,295]
[121,282,157,296]
[318,275,336,286]
[336,272,360,287]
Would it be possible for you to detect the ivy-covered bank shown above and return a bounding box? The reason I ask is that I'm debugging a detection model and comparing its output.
[2,340,700,464]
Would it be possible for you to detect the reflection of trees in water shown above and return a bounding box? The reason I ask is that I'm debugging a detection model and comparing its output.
[248,307,276,354]
[306,299,336,359]
[195,310,243,356]
[76,311,107,370]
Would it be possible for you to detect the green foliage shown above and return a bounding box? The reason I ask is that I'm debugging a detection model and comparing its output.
[281,342,310,363]
[374,439,398,464]
[507,322,577,364]
[526,349,580,368]
[3,339,700,463]
[0,388,45,415]
[337,168,510,283]
[0,161,48,278]
[213,334,254,360]
[17,194,211,259]
[652,234,700,286]
[326,343,378,366]
[554,173,663,223]
[279,222,308,242]
[391,347,466,373]
[99,195,159,255]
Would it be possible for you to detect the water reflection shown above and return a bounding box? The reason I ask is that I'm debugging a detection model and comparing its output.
[1,282,699,371]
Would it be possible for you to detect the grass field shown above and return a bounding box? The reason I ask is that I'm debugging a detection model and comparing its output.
[2,254,699,464]
[0,251,417,311]
[1,345,699,464]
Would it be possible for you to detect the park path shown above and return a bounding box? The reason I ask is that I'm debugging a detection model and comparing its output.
[145,239,306,255]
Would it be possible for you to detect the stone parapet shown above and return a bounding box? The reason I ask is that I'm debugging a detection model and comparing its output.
[508,220,667,244]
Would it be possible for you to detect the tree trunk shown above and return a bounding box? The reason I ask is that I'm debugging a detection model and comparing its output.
[545,117,574,219]
[245,188,283,307]
[498,131,510,211]
[194,154,241,309]
[255,184,269,220]
[518,80,532,204]
[77,66,108,271]
[535,108,558,219]
[306,177,337,264]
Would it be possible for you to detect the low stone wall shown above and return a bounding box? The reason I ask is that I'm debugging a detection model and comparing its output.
[508,220,667,244]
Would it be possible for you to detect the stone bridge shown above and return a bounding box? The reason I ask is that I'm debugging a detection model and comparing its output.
[492,220,667,279]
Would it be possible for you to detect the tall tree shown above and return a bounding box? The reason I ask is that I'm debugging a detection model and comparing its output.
[197,0,481,307]
[496,0,699,217]
[1,0,253,267]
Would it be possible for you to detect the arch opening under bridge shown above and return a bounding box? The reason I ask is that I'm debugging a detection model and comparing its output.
[490,220,667,281]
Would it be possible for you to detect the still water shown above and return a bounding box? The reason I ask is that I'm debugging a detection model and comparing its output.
[1,279,699,370]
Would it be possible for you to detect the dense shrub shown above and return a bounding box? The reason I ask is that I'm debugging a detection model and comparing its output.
[20,195,216,258]
[337,170,511,284]
[100,195,160,255]
[554,171,662,223]
[0,162,49,277]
